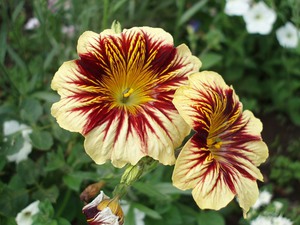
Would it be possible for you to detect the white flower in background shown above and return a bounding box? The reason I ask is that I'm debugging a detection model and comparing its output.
[243,1,276,35]
[24,17,40,30]
[121,201,145,225]
[62,25,75,38]
[3,120,32,163]
[250,215,293,225]
[252,190,272,210]
[225,0,251,16]
[16,200,40,225]
[250,216,272,225]
[272,216,293,225]
[273,201,283,213]
[276,22,299,48]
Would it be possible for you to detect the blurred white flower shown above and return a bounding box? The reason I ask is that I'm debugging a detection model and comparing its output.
[251,215,293,225]
[121,201,145,225]
[243,1,276,35]
[276,22,299,48]
[16,200,40,225]
[272,215,293,225]
[62,25,75,38]
[225,0,251,16]
[273,201,283,213]
[252,190,272,210]
[3,120,32,163]
[251,216,272,225]
[24,17,40,30]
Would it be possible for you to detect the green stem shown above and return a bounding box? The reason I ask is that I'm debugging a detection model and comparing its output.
[56,189,71,217]
[101,0,109,30]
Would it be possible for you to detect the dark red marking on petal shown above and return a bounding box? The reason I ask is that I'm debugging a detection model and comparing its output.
[64,28,195,150]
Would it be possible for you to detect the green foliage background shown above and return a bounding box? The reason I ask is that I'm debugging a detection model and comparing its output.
[0,0,300,224]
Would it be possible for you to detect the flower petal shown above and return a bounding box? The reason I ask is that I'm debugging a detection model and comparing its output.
[172,71,268,216]
[51,26,201,167]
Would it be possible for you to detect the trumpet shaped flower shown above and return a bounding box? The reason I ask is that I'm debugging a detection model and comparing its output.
[51,26,201,168]
[83,191,124,225]
[172,71,268,217]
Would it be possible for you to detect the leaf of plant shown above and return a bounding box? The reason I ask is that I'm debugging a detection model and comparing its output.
[197,211,225,225]
[132,202,162,220]
[200,53,222,70]
[20,98,43,123]
[30,130,53,150]
[178,0,208,26]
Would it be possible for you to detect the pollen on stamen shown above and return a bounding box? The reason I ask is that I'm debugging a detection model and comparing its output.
[123,88,134,98]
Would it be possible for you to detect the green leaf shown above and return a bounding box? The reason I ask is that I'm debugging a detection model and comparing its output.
[3,132,24,156]
[154,182,191,195]
[32,186,59,203]
[31,91,59,103]
[52,125,71,143]
[6,45,27,69]
[17,159,40,185]
[0,185,28,217]
[30,130,53,150]
[132,202,162,220]
[20,98,43,123]
[197,211,225,225]
[288,98,300,125]
[56,218,71,225]
[63,174,82,192]
[178,0,208,26]
[45,149,66,172]
[133,182,170,201]
[200,53,222,70]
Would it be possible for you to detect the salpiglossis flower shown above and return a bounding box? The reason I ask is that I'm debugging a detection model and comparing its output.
[82,191,124,225]
[51,25,201,168]
[172,71,268,217]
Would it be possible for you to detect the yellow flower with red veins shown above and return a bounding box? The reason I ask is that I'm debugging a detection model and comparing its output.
[51,26,201,168]
[172,71,269,217]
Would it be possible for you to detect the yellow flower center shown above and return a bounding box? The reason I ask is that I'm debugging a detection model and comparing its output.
[123,88,134,98]
[207,137,222,150]
[206,137,223,161]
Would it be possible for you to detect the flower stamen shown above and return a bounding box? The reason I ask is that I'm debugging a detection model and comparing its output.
[123,88,134,98]
[207,138,222,149]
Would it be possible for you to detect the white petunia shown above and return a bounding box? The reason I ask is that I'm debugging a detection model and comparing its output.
[273,201,283,213]
[24,17,40,30]
[252,190,272,210]
[276,22,299,48]
[16,201,40,225]
[3,120,33,163]
[272,216,293,225]
[225,0,251,16]
[251,215,293,225]
[250,216,272,225]
[243,1,276,35]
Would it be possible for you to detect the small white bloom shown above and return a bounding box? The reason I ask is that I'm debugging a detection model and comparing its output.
[243,1,276,35]
[225,0,251,16]
[3,120,33,163]
[276,22,299,48]
[121,201,145,225]
[24,17,40,30]
[273,201,283,213]
[16,200,40,225]
[251,216,272,225]
[252,190,272,210]
[272,216,293,225]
